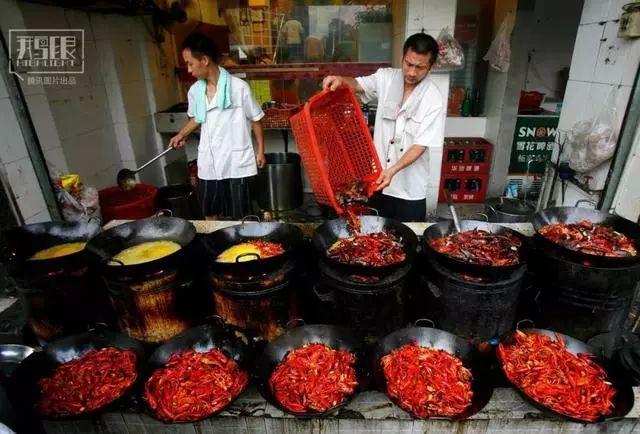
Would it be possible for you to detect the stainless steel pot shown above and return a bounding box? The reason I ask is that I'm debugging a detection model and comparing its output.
[485,197,535,223]
[257,153,303,212]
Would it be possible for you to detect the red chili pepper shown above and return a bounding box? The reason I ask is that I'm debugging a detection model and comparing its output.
[327,232,406,267]
[498,330,616,422]
[539,221,636,258]
[245,240,285,258]
[38,347,137,417]
[269,343,358,413]
[430,229,522,266]
[144,349,248,422]
[381,342,473,418]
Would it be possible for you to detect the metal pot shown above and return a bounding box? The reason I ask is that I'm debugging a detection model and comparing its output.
[157,184,202,220]
[257,153,303,212]
[485,197,534,223]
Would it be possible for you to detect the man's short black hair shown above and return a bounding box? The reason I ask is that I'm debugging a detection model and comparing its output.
[403,33,439,64]
[181,32,221,63]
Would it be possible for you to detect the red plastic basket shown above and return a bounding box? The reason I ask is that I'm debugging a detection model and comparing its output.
[290,85,381,212]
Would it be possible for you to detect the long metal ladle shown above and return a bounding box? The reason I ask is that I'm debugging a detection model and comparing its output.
[116,146,174,190]
[444,189,462,232]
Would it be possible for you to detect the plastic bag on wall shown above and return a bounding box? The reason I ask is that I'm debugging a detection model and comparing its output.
[483,12,515,72]
[433,27,464,70]
[568,89,619,173]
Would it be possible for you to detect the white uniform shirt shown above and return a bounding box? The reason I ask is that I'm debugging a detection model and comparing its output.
[356,68,445,200]
[187,76,264,180]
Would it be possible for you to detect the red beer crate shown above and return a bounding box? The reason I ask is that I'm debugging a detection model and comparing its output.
[438,173,489,203]
[442,137,492,174]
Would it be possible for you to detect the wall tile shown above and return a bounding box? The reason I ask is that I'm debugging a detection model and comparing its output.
[18,2,67,28]
[4,157,48,220]
[47,85,111,140]
[0,75,8,99]
[96,40,119,85]
[569,23,605,82]
[557,80,591,131]
[111,39,146,84]
[60,127,121,188]
[421,0,456,31]
[113,122,135,162]
[120,80,152,118]
[593,21,640,86]
[62,9,94,40]
[581,0,611,25]
[90,14,137,41]
[43,146,69,174]
[24,93,62,151]
[406,0,424,31]
[0,99,28,164]
[104,80,126,124]
[607,0,628,22]
[24,209,51,224]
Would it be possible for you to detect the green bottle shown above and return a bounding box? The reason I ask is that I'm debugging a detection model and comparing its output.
[461,88,471,117]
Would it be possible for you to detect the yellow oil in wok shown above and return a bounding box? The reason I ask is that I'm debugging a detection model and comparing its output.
[110,241,181,266]
[29,242,86,261]
[217,243,263,263]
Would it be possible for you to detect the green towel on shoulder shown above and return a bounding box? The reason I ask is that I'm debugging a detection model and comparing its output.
[193,66,232,124]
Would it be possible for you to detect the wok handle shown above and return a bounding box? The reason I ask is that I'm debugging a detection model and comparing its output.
[516,319,535,330]
[421,275,442,298]
[470,212,489,222]
[313,284,335,304]
[285,318,305,330]
[236,252,261,262]
[414,318,436,328]
[486,204,498,215]
[204,314,226,326]
[241,215,261,224]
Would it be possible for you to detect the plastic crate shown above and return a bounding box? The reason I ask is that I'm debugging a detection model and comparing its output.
[262,104,301,129]
[438,173,489,203]
[442,137,492,174]
[290,85,381,212]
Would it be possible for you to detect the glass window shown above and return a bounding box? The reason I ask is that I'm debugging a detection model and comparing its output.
[218,1,393,67]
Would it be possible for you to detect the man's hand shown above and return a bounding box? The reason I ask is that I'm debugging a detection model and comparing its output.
[256,152,266,169]
[169,133,187,149]
[322,75,344,91]
[375,167,398,191]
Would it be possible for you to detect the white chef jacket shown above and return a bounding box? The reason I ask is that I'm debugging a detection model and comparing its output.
[356,68,444,200]
[187,76,264,180]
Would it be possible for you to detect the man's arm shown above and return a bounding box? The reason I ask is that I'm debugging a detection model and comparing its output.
[169,118,199,149]
[322,76,364,93]
[375,145,426,191]
[252,120,266,168]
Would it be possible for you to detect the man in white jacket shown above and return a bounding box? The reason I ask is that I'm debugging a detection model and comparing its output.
[323,33,444,221]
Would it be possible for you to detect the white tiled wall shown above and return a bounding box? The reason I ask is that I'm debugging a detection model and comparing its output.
[556,0,640,207]
[404,0,456,214]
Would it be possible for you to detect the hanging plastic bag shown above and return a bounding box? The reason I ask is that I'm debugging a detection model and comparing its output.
[483,12,515,72]
[568,89,619,173]
[433,27,464,70]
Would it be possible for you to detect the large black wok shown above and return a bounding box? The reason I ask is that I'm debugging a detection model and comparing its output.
[373,322,494,419]
[498,327,635,423]
[422,220,528,279]
[313,215,418,274]
[1,219,101,274]
[85,216,196,275]
[145,320,251,422]
[254,324,368,417]
[532,206,640,267]
[8,328,145,420]
[201,219,304,274]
